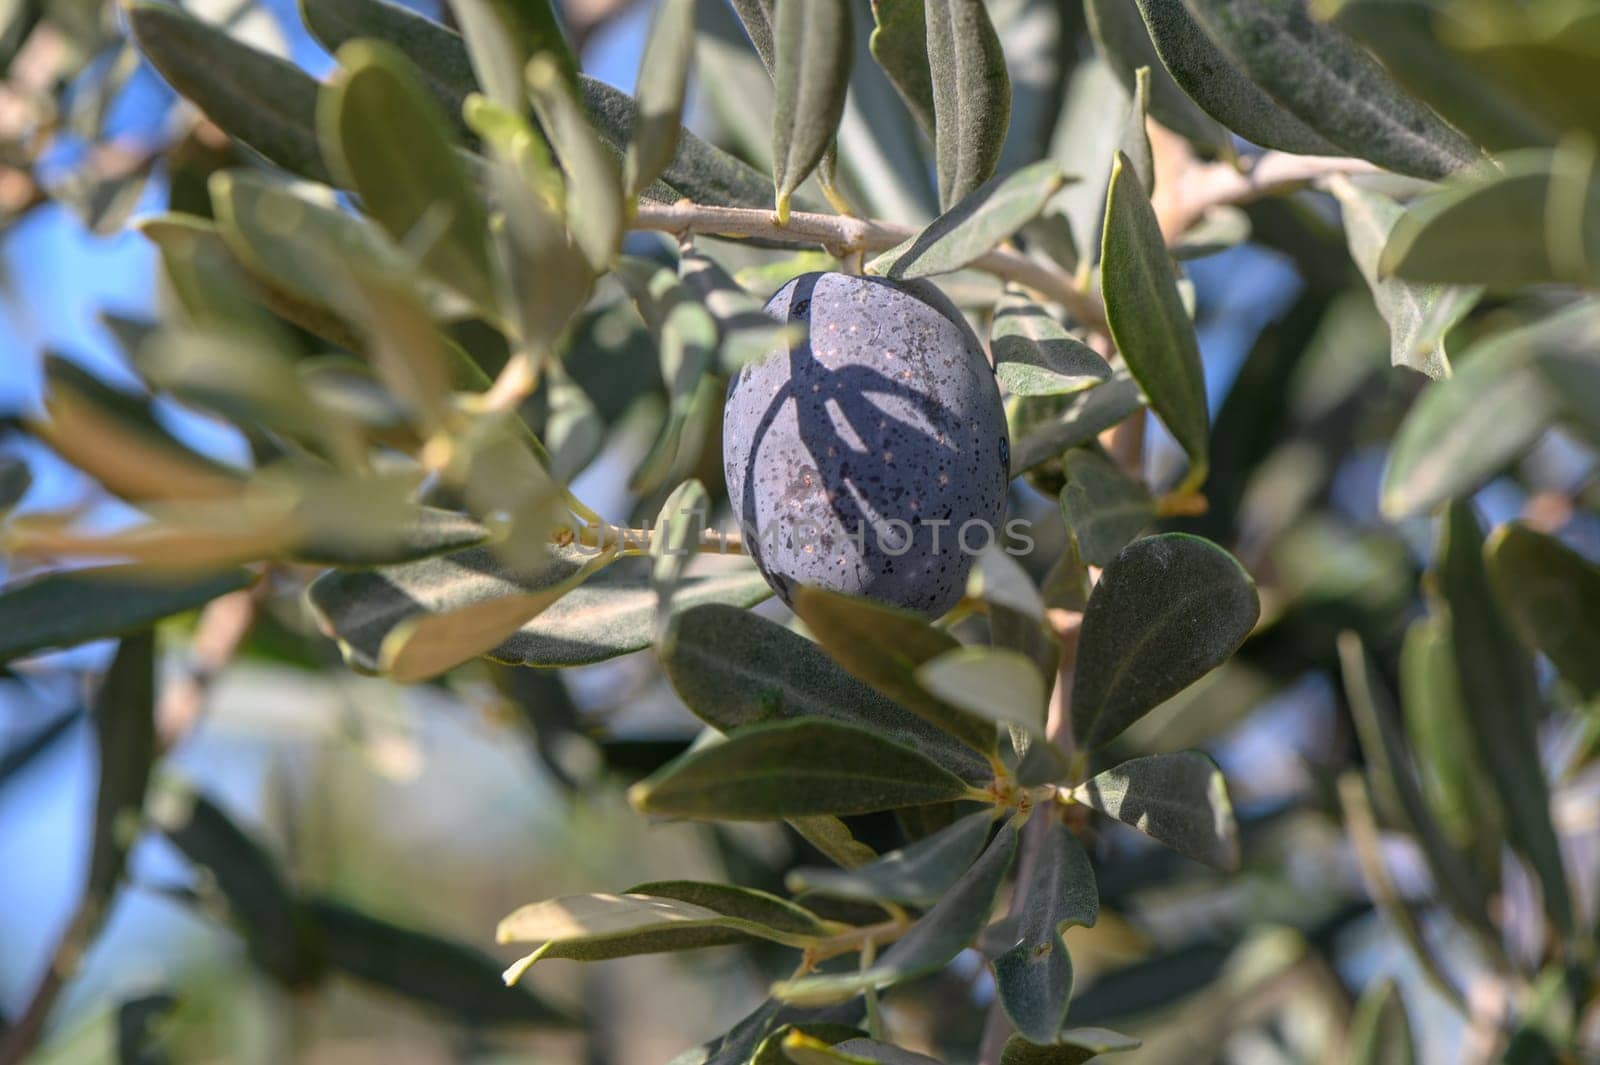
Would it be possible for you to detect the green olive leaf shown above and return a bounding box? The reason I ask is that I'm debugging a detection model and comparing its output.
[1432,502,1573,934]
[1084,0,1227,151]
[1486,522,1600,700]
[992,823,1098,1044]
[1133,0,1340,156]
[1072,533,1259,751]
[1176,0,1481,179]
[869,161,1070,279]
[1328,174,1481,380]
[625,0,696,200]
[999,1028,1140,1065]
[774,817,1018,1002]
[528,54,625,273]
[660,603,993,783]
[1070,751,1239,870]
[770,0,853,221]
[1058,448,1155,567]
[792,586,1001,758]
[869,0,935,138]
[627,719,975,821]
[320,40,497,312]
[1100,152,1208,491]
[991,292,1112,398]
[785,809,994,908]
[926,0,1011,210]
[128,0,332,183]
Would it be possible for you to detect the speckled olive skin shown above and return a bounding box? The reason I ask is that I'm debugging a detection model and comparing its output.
[723,272,1010,617]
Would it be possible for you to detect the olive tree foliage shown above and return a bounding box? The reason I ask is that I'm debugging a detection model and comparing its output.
[0,0,1597,1062]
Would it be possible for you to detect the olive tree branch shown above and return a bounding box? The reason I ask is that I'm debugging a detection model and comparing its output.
[631,200,1108,330]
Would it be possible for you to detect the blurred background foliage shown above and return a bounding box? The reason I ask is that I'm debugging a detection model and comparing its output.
[0,0,1596,1063]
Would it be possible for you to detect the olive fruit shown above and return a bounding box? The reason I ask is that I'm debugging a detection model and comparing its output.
[723,272,1010,618]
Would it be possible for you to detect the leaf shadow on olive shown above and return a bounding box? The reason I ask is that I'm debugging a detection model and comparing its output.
[735,274,977,612]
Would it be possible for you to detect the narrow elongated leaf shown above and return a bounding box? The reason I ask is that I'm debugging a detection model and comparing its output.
[991,293,1112,398]
[496,890,820,975]
[307,899,576,1026]
[1328,175,1480,380]
[0,566,250,664]
[1178,0,1480,179]
[916,647,1048,735]
[28,357,244,504]
[448,0,575,110]
[1433,502,1572,934]
[1328,0,1553,154]
[1380,303,1600,519]
[86,633,157,903]
[785,809,993,907]
[926,0,1011,209]
[770,0,852,220]
[128,1,332,183]
[1345,977,1415,1065]
[1084,0,1226,150]
[618,261,718,493]
[792,587,1000,758]
[1486,523,1600,699]
[1009,373,1146,474]
[628,719,973,820]
[1379,150,1600,286]
[1399,617,1497,867]
[1134,0,1340,156]
[783,1035,942,1065]
[993,823,1098,1043]
[626,0,696,199]
[1070,751,1239,870]
[527,57,624,273]
[1059,449,1155,567]
[1337,632,1491,935]
[870,161,1069,279]
[869,0,935,137]
[309,545,662,673]
[319,41,496,311]
[628,881,830,940]
[1072,534,1259,751]
[1118,67,1154,195]
[1101,152,1208,490]
[301,0,774,206]
[661,604,992,782]
[999,1029,1140,1065]
[776,818,1018,1002]
[154,786,318,985]
[730,0,776,72]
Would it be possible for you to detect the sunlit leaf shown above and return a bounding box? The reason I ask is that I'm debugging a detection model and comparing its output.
[1328,175,1481,380]
[926,0,1011,209]
[792,586,1000,758]
[625,0,696,199]
[1070,751,1239,870]
[528,54,624,272]
[869,161,1069,279]
[1009,373,1146,474]
[1084,0,1227,150]
[320,40,496,311]
[991,292,1112,398]
[869,0,935,137]
[999,1028,1140,1065]
[770,0,852,220]
[128,0,332,182]
[916,646,1048,735]
[1176,0,1481,179]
